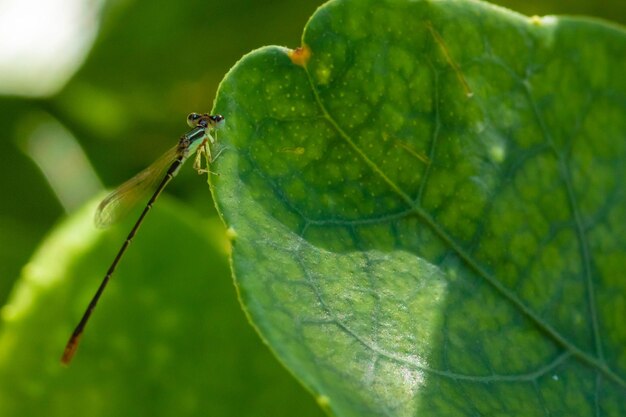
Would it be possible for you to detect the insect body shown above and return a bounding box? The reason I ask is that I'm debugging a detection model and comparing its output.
[61,113,224,365]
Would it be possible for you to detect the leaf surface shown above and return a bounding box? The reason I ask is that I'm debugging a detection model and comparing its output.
[210,0,626,415]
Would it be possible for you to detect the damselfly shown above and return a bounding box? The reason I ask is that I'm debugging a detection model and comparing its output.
[61,113,225,365]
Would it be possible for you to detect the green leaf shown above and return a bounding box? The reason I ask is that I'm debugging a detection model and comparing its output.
[210,0,626,415]
[0,197,324,417]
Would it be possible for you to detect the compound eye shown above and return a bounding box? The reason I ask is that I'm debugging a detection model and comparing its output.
[187,112,202,127]
[210,114,225,128]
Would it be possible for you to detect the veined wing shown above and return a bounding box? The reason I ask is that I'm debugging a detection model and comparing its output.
[94,145,180,228]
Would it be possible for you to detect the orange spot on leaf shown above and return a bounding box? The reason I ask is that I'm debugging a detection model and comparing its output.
[288,45,312,67]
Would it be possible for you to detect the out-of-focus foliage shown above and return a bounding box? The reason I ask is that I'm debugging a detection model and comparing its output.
[0,0,328,306]
[0,0,328,415]
[0,198,325,416]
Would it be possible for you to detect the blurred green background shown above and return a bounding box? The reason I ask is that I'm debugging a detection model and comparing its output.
[0,0,623,415]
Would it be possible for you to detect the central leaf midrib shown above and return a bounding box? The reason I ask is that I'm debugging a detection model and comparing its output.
[300,56,626,390]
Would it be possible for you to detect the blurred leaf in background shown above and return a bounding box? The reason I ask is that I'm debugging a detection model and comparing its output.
[0,0,326,304]
[0,0,624,416]
[0,0,328,415]
[0,198,324,416]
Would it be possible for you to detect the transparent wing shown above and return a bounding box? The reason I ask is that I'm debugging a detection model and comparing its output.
[94,146,180,228]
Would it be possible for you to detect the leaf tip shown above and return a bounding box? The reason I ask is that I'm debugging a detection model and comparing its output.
[287,45,311,67]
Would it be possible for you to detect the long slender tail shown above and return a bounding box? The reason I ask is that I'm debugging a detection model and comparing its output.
[61,158,182,365]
